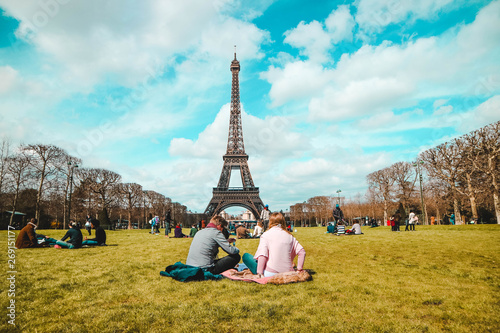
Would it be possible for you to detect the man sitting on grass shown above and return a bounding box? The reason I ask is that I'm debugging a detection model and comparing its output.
[46,221,83,249]
[82,219,107,246]
[236,223,249,239]
[186,216,240,274]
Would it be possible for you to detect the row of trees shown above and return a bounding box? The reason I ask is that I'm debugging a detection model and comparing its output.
[0,141,187,229]
[289,121,499,225]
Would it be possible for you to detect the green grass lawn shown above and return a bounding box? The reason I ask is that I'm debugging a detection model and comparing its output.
[1,225,499,332]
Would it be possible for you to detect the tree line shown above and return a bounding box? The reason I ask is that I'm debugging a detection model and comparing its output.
[0,142,187,229]
[290,121,499,225]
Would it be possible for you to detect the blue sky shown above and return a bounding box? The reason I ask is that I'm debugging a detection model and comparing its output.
[0,0,499,214]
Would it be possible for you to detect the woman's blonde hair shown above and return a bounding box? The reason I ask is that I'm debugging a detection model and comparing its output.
[268,212,291,234]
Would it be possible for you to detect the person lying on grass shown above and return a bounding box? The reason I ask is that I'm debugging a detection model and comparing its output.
[242,212,305,278]
[186,215,240,274]
[82,219,107,246]
[44,221,83,249]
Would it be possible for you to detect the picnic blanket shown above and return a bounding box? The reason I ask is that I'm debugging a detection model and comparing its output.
[221,269,312,285]
[160,262,223,282]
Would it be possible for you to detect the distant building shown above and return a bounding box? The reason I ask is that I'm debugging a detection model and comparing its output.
[241,210,255,220]
[220,210,230,220]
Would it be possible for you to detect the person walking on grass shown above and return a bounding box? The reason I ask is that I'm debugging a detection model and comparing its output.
[406,210,415,231]
[186,216,239,275]
[154,215,161,234]
[85,215,92,236]
[409,214,417,231]
[165,210,172,237]
[260,205,270,230]
[242,212,305,277]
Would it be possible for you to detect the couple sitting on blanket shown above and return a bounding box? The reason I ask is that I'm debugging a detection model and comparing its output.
[186,213,305,277]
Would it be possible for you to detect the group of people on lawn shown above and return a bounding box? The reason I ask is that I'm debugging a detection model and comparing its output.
[15,217,106,249]
[15,206,306,278]
[327,204,363,235]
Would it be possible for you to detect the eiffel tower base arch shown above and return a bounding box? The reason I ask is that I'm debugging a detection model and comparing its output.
[204,188,264,220]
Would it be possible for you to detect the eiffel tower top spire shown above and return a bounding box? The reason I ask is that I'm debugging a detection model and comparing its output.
[226,48,245,155]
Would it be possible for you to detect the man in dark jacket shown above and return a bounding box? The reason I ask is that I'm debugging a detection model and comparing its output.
[56,221,83,249]
[15,218,41,249]
[332,204,344,222]
[82,219,106,246]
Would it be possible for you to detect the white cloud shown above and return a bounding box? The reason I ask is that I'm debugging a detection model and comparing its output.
[169,104,308,160]
[169,104,230,158]
[355,0,461,34]
[456,95,500,132]
[0,66,18,95]
[325,5,356,44]
[433,98,449,108]
[264,1,500,121]
[260,61,333,107]
[282,5,356,62]
[284,20,332,63]
[0,0,269,90]
[309,77,414,121]
[433,105,453,116]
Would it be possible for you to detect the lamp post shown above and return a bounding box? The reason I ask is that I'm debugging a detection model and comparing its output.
[67,161,78,227]
[336,189,342,205]
[413,160,427,225]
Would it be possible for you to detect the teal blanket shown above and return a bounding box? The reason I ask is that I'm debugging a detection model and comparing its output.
[160,262,223,282]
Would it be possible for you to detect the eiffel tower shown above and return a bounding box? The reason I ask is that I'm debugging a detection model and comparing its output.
[204,51,264,219]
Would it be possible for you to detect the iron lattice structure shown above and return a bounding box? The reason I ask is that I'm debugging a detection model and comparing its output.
[204,53,264,219]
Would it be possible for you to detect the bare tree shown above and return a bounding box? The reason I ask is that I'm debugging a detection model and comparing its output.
[391,162,418,214]
[0,139,10,195]
[77,168,122,215]
[454,135,485,221]
[0,139,11,217]
[144,190,173,226]
[290,203,306,227]
[466,122,500,223]
[56,153,82,228]
[118,183,143,229]
[367,167,396,222]
[6,153,32,225]
[420,141,465,224]
[23,144,66,224]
